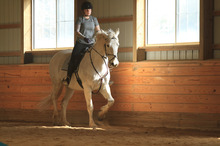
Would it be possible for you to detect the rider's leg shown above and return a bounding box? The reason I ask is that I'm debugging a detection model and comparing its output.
[64,42,90,85]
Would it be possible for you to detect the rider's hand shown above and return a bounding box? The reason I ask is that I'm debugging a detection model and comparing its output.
[84,37,92,43]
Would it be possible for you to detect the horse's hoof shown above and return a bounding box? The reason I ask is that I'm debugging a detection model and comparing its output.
[90,123,97,130]
[98,113,105,121]
[92,126,97,130]
[53,121,60,126]
[98,116,105,121]
[98,117,103,121]
[61,121,71,126]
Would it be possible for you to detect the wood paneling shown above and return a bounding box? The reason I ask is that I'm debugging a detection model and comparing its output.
[0,61,220,114]
[0,24,21,29]
[1,61,220,129]
[0,51,21,57]
[1,109,220,129]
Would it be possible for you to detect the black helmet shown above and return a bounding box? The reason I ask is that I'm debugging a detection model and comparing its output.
[81,1,93,10]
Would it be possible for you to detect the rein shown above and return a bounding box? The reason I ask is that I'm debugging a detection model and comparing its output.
[76,38,118,94]
[87,44,110,94]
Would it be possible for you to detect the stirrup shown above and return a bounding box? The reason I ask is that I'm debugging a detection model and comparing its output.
[63,77,70,86]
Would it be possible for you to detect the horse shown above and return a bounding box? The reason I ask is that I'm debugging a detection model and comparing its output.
[39,29,120,128]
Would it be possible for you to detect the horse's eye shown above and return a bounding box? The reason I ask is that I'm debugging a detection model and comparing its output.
[107,45,110,47]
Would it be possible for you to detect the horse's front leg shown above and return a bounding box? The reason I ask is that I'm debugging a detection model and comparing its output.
[98,84,115,121]
[83,86,97,128]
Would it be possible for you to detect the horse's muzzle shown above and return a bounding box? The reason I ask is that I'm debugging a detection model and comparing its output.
[110,58,119,68]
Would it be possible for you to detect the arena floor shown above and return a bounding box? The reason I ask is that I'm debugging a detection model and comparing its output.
[0,121,220,146]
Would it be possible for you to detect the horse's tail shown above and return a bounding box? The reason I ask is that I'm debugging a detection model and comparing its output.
[38,93,53,111]
[38,83,63,111]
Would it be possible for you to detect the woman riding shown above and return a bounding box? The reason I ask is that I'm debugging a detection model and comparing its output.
[63,1,100,85]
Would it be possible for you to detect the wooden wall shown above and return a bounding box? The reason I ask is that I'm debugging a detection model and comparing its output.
[1,61,220,129]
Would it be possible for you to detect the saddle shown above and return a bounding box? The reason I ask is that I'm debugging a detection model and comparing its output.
[61,47,105,94]
[61,46,92,89]
[61,46,91,71]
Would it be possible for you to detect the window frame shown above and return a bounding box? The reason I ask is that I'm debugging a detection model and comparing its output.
[144,0,200,48]
[134,0,213,61]
[32,0,75,51]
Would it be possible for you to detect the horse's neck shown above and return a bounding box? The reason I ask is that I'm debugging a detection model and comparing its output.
[91,41,108,71]
[93,41,105,56]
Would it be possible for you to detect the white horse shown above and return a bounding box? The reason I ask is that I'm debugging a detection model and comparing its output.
[39,29,120,128]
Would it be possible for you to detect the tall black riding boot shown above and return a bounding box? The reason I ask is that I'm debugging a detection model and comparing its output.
[63,42,90,85]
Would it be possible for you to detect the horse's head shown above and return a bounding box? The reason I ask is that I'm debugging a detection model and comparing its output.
[96,29,120,68]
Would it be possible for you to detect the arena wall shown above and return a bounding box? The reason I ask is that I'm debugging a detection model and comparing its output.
[1,61,220,129]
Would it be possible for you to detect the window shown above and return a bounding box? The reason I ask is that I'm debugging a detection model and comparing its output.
[145,0,200,45]
[32,0,74,49]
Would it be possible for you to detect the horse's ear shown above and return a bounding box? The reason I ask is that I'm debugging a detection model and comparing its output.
[115,28,120,37]
[101,29,108,40]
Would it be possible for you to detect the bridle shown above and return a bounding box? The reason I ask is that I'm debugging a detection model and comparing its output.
[104,44,117,66]
[90,37,118,62]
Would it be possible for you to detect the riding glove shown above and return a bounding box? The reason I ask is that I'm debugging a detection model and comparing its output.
[84,37,92,44]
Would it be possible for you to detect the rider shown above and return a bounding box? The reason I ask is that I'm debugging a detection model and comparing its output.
[63,1,100,85]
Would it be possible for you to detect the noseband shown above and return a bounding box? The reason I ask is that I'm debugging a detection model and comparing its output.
[104,44,117,64]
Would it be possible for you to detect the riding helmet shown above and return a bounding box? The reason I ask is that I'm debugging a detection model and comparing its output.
[81,1,93,10]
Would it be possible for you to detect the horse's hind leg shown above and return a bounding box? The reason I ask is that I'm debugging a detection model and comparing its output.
[98,85,115,121]
[60,87,74,126]
[51,82,63,125]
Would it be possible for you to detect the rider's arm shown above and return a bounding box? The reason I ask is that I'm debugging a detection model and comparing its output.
[75,24,86,39]
[95,25,100,32]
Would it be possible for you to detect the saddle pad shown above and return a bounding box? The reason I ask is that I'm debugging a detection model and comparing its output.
[61,55,71,71]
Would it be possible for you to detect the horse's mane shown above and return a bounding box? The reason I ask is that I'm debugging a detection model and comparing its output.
[95,29,116,42]
[106,29,116,39]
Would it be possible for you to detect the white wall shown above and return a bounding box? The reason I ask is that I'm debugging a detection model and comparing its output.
[90,0,133,61]
[146,50,199,61]
[0,0,22,64]
[214,0,220,59]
